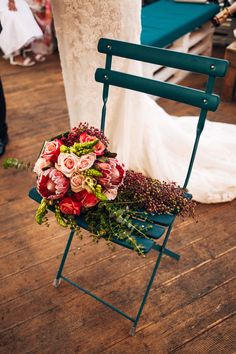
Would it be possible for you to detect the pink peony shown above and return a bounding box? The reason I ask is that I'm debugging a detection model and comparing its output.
[77,153,96,171]
[75,190,99,208]
[37,167,69,200]
[42,139,62,163]
[59,196,82,215]
[33,157,52,176]
[79,132,106,156]
[97,158,125,188]
[55,152,80,178]
[70,174,86,193]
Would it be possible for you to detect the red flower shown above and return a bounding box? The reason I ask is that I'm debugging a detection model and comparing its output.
[97,158,125,187]
[37,167,69,200]
[42,139,62,163]
[75,190,99,208]
[59,196,82,215]
[79,132,105,156]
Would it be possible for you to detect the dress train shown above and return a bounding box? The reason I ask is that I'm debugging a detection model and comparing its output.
[51,0,236,203]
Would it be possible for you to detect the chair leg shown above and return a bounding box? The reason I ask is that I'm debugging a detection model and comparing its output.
[130,223,174,335]
[130,250,163,335]
[53,229,75,287]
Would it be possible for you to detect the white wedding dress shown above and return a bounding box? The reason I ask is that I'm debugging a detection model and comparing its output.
[0,0,43,57]
[51,0,236,203]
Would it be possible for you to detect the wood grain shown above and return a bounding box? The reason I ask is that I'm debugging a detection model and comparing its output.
[0,48,235,354]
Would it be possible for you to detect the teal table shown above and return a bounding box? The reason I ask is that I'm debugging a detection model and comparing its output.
[141,0,220,47]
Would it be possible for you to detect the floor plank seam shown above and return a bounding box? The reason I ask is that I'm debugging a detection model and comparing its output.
[158,276,236,320]
[0,304,59,335]
[0,249,125,306]
[1,51,235,352]
[100,278,236,353]
[168,311,236,354]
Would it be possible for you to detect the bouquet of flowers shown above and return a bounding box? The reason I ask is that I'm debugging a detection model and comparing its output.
[4,123,195,255]
[33,123,125,226]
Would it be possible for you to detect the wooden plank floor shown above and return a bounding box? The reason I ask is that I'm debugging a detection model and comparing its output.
[0,50,236,354]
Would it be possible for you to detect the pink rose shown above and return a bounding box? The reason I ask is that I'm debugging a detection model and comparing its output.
[59,196,82,215]
[75,190,99,208]
[97,158,125,188]
[55,152,80,178]
[70,174,86,193]
[79,132,105,156]
[77,153,96,171]
[33,157,52,176]
[37,167,69,200]
[42,139,62,163]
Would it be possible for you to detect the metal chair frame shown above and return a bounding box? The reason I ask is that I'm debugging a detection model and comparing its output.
[29,38,228,335]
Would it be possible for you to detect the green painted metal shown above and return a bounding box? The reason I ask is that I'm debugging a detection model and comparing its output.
[144,211,176,226]
[28,187,162,252]
[95,69,220,111]
[132,222,175,333]
[152,244,180,261]
[183,75,217,189]
[112,235,154,254]
[183,110,207,189]
[100,53,112,132]
[55,230,75,281]
[98,38,228,77]
[130,218,165,239]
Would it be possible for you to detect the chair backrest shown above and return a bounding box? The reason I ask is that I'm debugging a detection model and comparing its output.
[95,38,228,189]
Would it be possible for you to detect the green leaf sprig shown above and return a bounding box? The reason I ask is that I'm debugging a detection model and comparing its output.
[60,139,99,157]
[3,158,32,171]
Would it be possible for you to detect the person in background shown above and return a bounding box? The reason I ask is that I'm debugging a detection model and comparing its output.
[212,1,236,26]
[0,78,8,157]
[26,0,55,57]
[0,0,43,66]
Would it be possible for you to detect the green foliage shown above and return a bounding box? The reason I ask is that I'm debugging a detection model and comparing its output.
[84,201,155,256]
[60,139,99,156]
[82,168,102,177]
[35,198,49,225]
[3,158,32,171]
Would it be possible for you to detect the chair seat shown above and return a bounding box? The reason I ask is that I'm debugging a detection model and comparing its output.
[29,187,165,253]
[137,210,176,226]
[28,187,191,254]
[111,235,154,254]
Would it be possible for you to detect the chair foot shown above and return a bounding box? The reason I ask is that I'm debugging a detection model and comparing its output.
[53,278,61,288]
[130,324,136,336]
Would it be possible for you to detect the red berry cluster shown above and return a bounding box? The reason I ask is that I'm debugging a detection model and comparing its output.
[119,170,196,217]
[60,123,109,147]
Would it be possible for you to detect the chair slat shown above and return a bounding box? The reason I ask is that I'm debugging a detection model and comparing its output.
[98,38,229,77]
[131,218,165,239]
[145,212,176,227]
[95,68,220,111]
[28,188,161,250]
[112,235,154,254]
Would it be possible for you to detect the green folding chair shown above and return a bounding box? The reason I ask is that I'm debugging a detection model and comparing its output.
[29,38,228,335]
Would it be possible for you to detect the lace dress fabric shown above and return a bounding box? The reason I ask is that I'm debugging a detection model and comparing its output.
[51,0,236,203]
